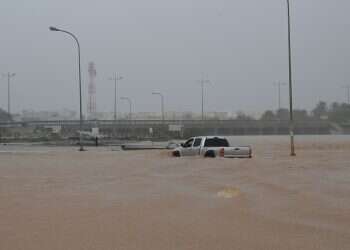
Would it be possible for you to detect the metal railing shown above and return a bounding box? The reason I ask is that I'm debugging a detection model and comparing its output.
[0,119,331,128]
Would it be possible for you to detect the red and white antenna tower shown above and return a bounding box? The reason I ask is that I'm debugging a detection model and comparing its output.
[87,62,97,117]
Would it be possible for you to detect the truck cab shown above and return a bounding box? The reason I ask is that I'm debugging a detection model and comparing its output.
[178,137,203,156]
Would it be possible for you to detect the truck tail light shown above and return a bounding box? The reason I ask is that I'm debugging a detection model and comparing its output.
[219,148,225,157]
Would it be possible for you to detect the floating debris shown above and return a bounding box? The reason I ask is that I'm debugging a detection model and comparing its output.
[217,187,241,198]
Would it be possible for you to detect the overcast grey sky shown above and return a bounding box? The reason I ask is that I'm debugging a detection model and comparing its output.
[1,0,349,116]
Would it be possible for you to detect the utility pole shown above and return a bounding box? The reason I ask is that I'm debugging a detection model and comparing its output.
[152,92,164,121]
[342,85,350,104]
[109,73,123,120]
[197,77,211,120]
[286,0,296,156]
[120,97,132,120]
[274,82,287,110]
[2,72,16,115]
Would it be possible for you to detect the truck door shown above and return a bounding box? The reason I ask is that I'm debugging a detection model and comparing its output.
[181,138,194,156]
[189,138,202,156]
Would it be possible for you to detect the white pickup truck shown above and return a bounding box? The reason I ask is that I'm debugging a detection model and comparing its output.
[172,136,252,158]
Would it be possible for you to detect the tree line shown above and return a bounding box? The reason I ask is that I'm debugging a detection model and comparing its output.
[257,101,350,124]
[0,108,12,122]
[1,101,350,124]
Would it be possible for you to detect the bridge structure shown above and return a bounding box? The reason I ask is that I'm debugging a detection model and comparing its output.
[0,119,333,139]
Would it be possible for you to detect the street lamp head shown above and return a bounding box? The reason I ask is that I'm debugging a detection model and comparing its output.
[109,75,123,81]
[2,73,16,78]
[49,26,60,31]
[121,97,131,103]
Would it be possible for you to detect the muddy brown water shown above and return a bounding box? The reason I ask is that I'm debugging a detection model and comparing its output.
[1,135,350,249]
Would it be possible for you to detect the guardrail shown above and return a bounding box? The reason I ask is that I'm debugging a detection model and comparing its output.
[0,119,333,138]
[0,119,331,127]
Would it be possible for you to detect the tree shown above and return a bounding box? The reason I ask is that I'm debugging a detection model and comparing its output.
[235,111,255,121]
[331,102,340,111]
[182,112,194,120]
[293,109,310,121]
[260,110,276,120]
[312,101,328,119]
[0,108,12,121]
[276,108,289,120]
[328,102,350,124]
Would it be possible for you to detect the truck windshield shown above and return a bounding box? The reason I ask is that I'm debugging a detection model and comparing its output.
[204,138,229,147]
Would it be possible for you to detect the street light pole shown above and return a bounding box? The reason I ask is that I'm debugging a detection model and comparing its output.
[49,26,84,151]
[286,0,296,156]
[197,78,211,120]
[342,85,350,104]
[274,82,287,110]
[152,92,164,121]
[121,97,132,120]
[201,82,204,120]
[2,72,16,115]
[109,73,123,120]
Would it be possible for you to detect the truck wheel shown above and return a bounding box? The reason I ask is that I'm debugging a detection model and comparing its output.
[204,150,216,158]
[173,151,180,157]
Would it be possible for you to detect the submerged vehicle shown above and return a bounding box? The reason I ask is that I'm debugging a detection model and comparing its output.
[172,136,252,158]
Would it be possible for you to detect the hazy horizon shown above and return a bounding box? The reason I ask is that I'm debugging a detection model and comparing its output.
[1,0,349,116]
